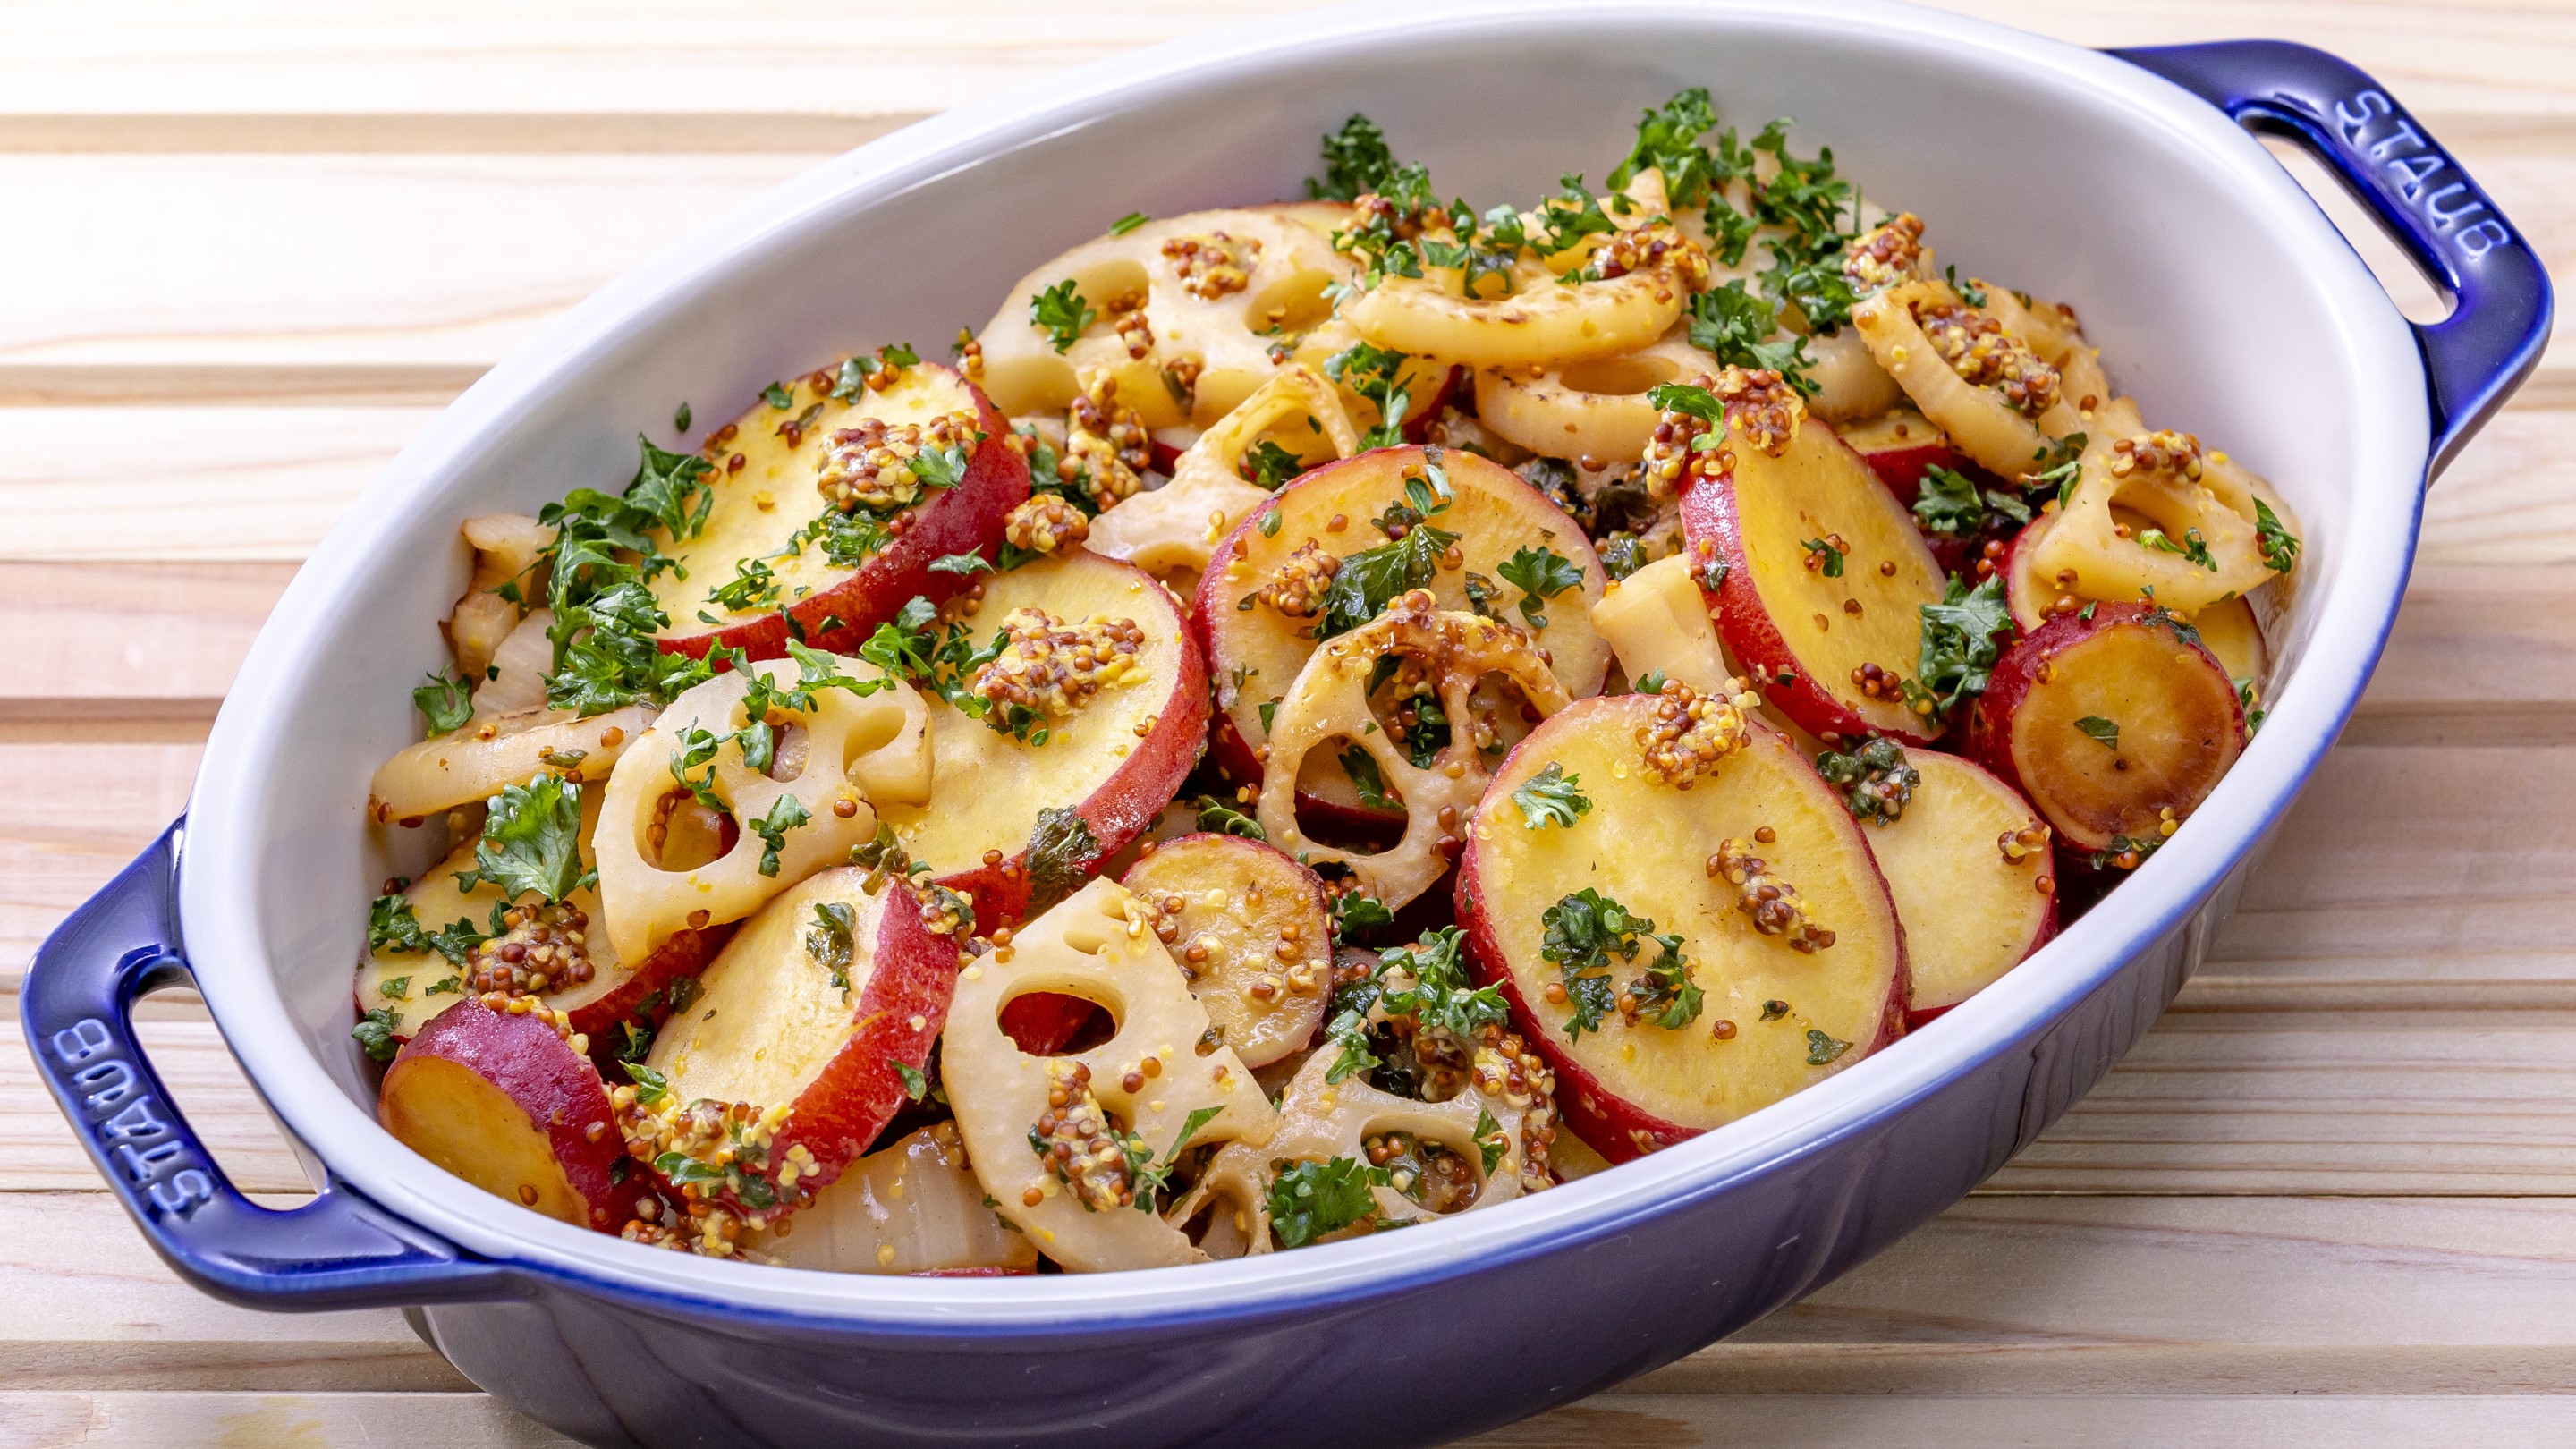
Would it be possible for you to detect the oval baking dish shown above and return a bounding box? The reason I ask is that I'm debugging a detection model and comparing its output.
[22,3,2549,1445]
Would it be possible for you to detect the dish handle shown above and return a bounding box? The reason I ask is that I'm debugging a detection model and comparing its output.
[20,820,517,1310]
[2113,39,2555,479]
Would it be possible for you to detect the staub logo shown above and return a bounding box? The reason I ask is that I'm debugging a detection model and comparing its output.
[2331,89,2514,259]
[49,1014,216,1218]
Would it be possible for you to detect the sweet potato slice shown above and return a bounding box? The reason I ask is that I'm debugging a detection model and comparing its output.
[1835,406,1954,506]
[1968,601,2246,856]
[651,362,1029,657]
[1676,378,1947,744]
[1842,749,2057,1021]
[869,547,1208,928]
[1120,833,1334,1067]
[378,996,641,1231]
[750,1123,1038,1275]
[631,869,960,1216]
[1458,691,1907,1163]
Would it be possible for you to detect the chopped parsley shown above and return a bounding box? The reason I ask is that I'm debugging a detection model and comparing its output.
[368,894,426,954]
[1510,762,1591,830]
[1330,891,1395,938]
[761,381,795,411]
[1816,736,1919,826]
[1901,575,2014,725]
[1108,210,1150,237]
[1340,745,1399,811]
[2073,715,2121,750]
[1800,536,1846,579]
[453,775,592,905]
[1323,342,1415,449]
[1496,544,1583,629]
[674,402,692,433]
[1540,888,1695,1038]
[2254,497,2300,572]
[411,672,473,736]
[1267,1157,1389,1248]
[1191,794,1267,841]
[1023,807,1101,914]
[1688,279,1816,394]
[352,1007,403,1063]
[1912,464,2032,538]
[2138,526,2217,572]
[894,1061,929,1102]
[745,796,808,877]
[623,1060,671,1106]
[1313,518,1460,641]
[1806,1029,1852,1066]
[1474,1106,1508,1175]
[1029,279,1097,353]
[805,901,855,997]
[706,555,783,614]
[1308,114,1403,202]
[1242,439,1305,491]
[2027,433,2087,504]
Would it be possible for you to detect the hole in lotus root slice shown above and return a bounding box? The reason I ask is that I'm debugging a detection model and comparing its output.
[1164,1046,1534,1257]
[1256,591,1573,910]
[943,878,1279,1273]
[1086,364,1362,596]
[592,655,926,964]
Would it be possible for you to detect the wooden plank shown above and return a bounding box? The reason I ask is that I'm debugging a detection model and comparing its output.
[11,1193,2576,1402]
[0,1192,468,1394]
[1475,1397,2576,1445]
[2,0,2573,140]
[0,741,199,980]
[0,564,292,722]
[0,1010,310,1194]
[0,154,818,377]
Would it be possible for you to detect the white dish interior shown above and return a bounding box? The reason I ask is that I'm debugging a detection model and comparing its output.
[174,0,2425,1326]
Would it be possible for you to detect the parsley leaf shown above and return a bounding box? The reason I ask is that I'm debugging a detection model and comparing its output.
[806,901,855,997]
[1315,523,1459,641]
[1331,892,1394,938]
[2254,497,2300,572]
[750,794,810,878]
[674,402,692,433]
[1377,927,1508,1045]
[2138,526,2217,572]
[369,894,427,954]
[1241,439,1305,491]
[1540,888,1690,1038]
[1340,745,1399,811]
[1511,762,1591,830]
[1607,86,1723,207]
[1267,1157,1389,1248]
[894,1061,929,1101]
[1902,575,2014,724]
[1309,114,1402,202]
[1800,537,1846,578]
[2074,715,2121,750]
[1687,279,1817,394]
[453,775,591,904]
[1109,210,1149,237]
[411,672,473,736]
[1191,794,1266,841]
[352,1007,403,1063]
[1473,1106,1508,1175]
[1911,464,2030,538]
[928,552,995,576]
[1023,807,1100,915]
[1029,279,1097,353]
[1323,342,1415,449]
[1496,544,1582,629]
[1806,1029,1852,1065]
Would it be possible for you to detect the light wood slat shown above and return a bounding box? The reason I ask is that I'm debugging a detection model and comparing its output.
[0,1191,468,1394]
[0,110,2564,397]
[4,0,2575,134]
[11,1194,2576,1404]
[0,1011,310,1194]
[0,154,818,376]
[0,564,292,722]
[4,399,2567,565]
[0,742,197,980]
[1474,1397,2576,1446]
[11,1393,2575,1449]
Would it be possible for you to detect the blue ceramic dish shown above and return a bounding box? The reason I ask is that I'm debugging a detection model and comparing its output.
[24,3,2550,1445]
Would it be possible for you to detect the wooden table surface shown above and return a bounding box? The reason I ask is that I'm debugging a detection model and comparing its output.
[4,2,2572,1444]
